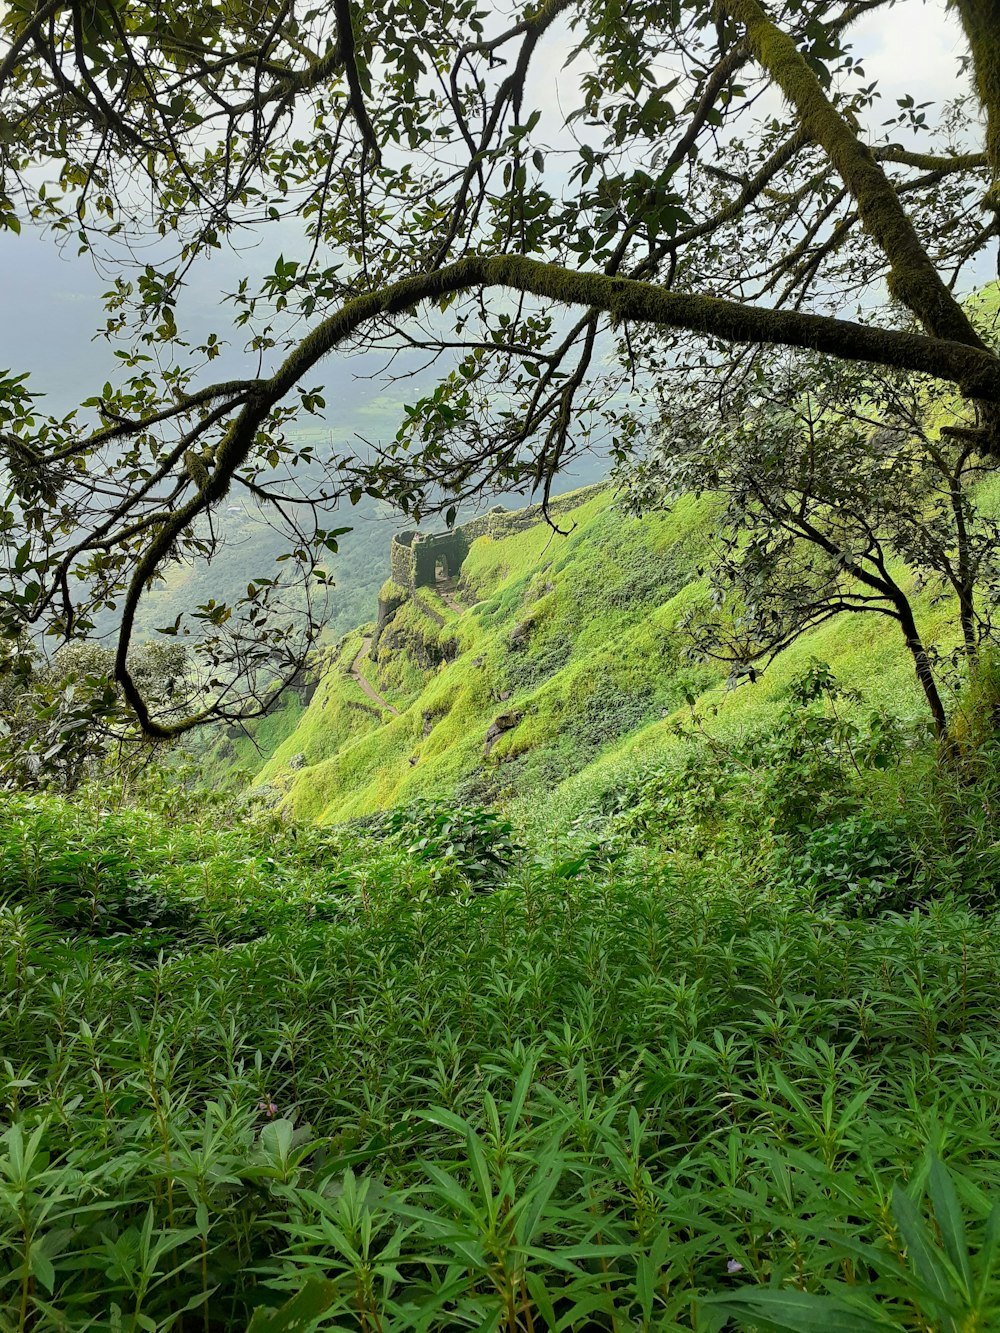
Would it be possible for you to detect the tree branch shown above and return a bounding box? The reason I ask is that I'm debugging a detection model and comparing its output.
[721,0,987,350]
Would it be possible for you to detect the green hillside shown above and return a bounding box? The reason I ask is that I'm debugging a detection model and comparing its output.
[252,478,960,829]
[9,472,998,1327]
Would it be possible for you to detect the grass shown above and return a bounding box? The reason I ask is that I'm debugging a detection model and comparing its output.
[253,636,390,794]
[265,488,724,821]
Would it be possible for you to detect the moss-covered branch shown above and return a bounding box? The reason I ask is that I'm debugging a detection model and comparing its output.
[874,146,988,173]
[278,257,1000,400]
[116,252,1000,735]
[721,0,986,351]
[952,0,1000,215]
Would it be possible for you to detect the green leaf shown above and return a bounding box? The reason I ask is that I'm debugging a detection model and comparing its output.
[246,1280,339,1332]
[704,1288,893,1332]
[418,1105,473,1137]
[891,1181,961,1320]
[927,1156,973,1300]
[504,1055,536,1138]
[30,1247,55,1294]
[978,1205,1000,1303]
[524,1270,557,1328]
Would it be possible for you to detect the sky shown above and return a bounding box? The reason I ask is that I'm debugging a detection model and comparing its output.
[0,0,982,444]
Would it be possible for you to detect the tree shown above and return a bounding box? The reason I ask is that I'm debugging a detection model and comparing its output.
[1,0,999,735]
[623,354,1000,736]
[0,637,189,790]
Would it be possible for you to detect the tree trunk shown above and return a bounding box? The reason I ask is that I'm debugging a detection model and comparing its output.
[897,603,949,738]
[953,0,1000,218]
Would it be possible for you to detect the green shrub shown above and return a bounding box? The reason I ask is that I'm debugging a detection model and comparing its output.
[607,748,734,852]
[0,795,359,952]
[379,797,523,892]
[2,839,1000,1329]
[775,811,918,916]
[0,797,201,948]
[499,630,574,695]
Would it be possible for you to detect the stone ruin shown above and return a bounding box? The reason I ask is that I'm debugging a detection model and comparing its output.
[389,527,471,591]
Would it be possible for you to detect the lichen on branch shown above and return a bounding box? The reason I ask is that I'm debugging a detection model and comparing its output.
[721,0,987,350]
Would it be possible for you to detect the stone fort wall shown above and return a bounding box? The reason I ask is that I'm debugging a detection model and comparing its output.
[388,483,606,592]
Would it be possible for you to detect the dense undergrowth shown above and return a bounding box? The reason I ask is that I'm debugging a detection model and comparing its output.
[3,663,1000,1330]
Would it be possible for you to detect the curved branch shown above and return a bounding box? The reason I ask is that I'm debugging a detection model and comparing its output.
[0,0,61,89]
[115,252,1000,734]
[329,0,379,164]
[48,379,265,461]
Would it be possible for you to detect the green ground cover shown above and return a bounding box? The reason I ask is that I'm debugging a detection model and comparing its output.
[3,676,1000,1330]
[262,480,955,829]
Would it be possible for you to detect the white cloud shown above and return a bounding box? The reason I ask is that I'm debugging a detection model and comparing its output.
[852,0,968,111]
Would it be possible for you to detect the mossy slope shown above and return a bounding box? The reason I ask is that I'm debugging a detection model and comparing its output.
[256,479,951,827]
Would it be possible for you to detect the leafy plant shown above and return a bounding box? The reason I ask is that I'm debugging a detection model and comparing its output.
[775,812,917,916]
[380,798,524,892]
[710,1154,1000,1332]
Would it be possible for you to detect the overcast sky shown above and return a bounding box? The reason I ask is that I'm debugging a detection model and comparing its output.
[0,0,981,438]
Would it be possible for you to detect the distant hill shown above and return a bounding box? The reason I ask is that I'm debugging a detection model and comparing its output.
[243,480,945,830]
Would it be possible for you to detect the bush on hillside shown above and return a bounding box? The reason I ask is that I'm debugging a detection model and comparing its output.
[607,749,733,852]
[0,797,202,947]
[379,797,524,892]
[0,795,362,951]
[774,811,918,916]
[588,661,943,912]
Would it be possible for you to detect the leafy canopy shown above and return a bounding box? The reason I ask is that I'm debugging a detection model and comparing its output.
[0,0,999,733]
[625,351,1000,736]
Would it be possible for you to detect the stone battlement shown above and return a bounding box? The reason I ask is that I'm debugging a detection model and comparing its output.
[389,527,471,590]
[388,483,607,592]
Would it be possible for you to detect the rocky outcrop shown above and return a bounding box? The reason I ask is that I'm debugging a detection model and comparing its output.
[371,580,408,656]
[484,710,522,757]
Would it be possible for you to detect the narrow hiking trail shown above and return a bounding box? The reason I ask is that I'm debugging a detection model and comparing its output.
[436,577,465,615]
[351,637,400,716]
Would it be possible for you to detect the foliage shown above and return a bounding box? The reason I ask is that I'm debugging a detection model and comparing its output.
[773,811,918,917]
[606,659,910,848]
[561,653,1000,921]
[379,797,524,893]
[0,639,188,793]
[708,1153,1000,1332]
[2,648,1000,1325]
[498,627,575,697]
[0,0,998,736]
[623,355,1000,737]
[3,791,1000,1326]
[0,794,355,952]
